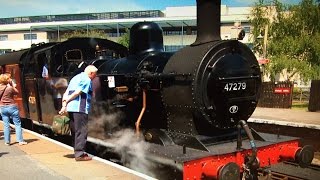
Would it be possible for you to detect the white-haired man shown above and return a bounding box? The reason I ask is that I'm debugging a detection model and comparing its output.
[59,65,98,161]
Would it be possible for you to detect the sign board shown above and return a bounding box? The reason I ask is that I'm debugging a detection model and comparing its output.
[258,58,270,64]
[107,76,115,88]
[274,87,291,94]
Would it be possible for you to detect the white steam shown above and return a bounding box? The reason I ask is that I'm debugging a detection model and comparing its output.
[110,129,157,177]
[88,102,157,178]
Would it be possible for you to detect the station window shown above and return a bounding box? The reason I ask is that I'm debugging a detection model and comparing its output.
[164,45,185,52]
[163,30,188,36]
[24,33,37,40]
[0,49,11,55]
[0,35,8,41]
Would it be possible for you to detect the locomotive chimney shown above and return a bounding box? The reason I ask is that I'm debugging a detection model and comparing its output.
[193,0,221,45]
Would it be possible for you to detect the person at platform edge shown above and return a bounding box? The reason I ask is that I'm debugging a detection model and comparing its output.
[59,65,98,161]
[0,73,27,146]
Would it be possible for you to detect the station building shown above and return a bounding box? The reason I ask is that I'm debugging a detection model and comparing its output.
[0,5,253,54]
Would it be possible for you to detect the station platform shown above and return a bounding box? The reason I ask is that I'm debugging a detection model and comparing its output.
[0,122,154,180]
[250,107,320,129]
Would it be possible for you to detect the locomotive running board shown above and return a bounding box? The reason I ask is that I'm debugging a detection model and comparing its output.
[145,128,266,152]
[145,129,210,151]
[168,132,210,152]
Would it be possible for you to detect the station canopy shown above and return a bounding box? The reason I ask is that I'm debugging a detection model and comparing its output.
[30,19,198,32]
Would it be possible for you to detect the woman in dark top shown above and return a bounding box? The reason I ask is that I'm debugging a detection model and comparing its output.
[0,73,27,146]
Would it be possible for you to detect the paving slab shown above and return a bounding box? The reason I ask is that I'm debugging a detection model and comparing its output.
[0,122,155,180]
[250,107,320,129]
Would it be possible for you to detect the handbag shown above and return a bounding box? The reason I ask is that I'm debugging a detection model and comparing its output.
[52,115,71,135]
[0,86,7,102]
[0,86,6,114]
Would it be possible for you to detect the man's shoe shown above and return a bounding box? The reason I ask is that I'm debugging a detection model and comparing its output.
[75,154,92,161]
[19,141,28,145]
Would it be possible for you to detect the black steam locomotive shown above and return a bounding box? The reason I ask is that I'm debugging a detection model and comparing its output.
[93,0,314,179]
[0,0,315,179]
[97,7,260,148]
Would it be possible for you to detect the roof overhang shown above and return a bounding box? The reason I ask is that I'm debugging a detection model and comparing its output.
[0,15,249,32]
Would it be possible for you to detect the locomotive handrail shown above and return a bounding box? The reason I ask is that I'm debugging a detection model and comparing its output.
[98,73,191,80]
[135,89,147,135]
[142,72,191,79]
[219,75,260,80]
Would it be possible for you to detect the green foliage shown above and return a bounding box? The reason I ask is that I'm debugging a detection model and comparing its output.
[61,29,108,41]
[293,87,301,93]
[250,0,320,81]
[249,0,271,55]
[291,101,309,110]
[117,28,130,48]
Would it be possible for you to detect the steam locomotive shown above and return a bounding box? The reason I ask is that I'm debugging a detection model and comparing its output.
[93,0,315,179]
[0,0,315,179]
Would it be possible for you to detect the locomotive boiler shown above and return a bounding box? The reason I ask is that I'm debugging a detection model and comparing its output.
[95,0,315,179]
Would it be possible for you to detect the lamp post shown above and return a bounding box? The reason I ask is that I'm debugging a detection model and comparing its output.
[257,24,269,81]
[263,24,269,59]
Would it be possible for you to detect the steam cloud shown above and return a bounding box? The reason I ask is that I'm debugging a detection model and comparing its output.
[88,101,157,178]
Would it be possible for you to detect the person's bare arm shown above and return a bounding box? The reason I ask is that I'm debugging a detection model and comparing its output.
[9,80,19,93]
[62,89,82,105]
[59,89,82,115]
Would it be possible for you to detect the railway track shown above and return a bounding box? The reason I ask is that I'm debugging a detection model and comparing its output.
[260,161,320,180]
[249,122,320,180]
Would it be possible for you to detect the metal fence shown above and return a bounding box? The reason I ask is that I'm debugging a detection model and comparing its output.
[292,90,310,102]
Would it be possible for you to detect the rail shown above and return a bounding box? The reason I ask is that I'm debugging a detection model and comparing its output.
[259,161,320,180]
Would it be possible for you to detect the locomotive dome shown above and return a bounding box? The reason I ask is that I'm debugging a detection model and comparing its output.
[129,21,164,55]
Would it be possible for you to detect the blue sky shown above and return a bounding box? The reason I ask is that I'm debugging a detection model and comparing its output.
[0,0,300,18]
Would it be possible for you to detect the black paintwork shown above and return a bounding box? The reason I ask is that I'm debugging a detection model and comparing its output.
[96,0,261,151]
[0,37,128,126]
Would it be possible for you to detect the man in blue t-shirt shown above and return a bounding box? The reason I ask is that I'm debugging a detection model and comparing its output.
[59,65,98,161]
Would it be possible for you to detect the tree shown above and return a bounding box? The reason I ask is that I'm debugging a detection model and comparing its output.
[249,0,271,57]
[61,29,108,41]
[117,28,130,48]
[250,0,320,81]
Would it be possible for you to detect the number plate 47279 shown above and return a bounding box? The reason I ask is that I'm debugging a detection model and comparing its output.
[224,82,247,91]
